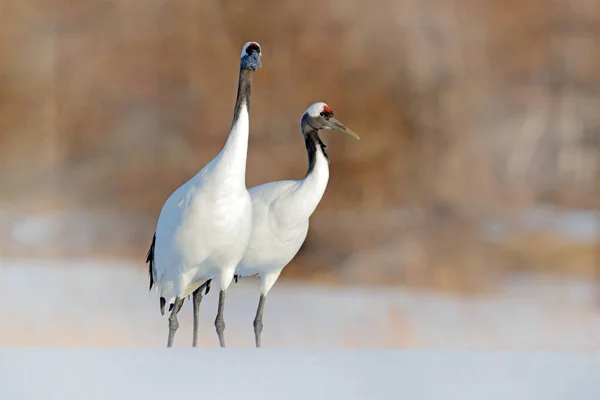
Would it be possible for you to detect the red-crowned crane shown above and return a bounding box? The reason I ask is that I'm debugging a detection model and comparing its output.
[223,102,359,347]
[147,42,262,348]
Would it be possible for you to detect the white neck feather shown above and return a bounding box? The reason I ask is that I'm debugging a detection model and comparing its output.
[277,146,330,226]
[212,104,249,185]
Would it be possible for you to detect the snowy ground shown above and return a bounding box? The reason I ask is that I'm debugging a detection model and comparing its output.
[3,259,600,399]
[1,349,600,400]
[2,259,600,349]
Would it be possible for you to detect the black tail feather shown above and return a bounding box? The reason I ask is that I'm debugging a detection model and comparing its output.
[146,233,156,291]
[160,297,166,315]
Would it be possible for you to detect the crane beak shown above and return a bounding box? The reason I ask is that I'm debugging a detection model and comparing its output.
[326,117,360,140]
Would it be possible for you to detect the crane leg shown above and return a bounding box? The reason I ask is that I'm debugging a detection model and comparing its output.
[214,290,226,348]
[167,297,183,348]
[192,282,208,348]
[253,294,266,348]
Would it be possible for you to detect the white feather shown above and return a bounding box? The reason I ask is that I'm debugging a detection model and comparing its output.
[152,103,253,306]
[304,102,328,118]
[236,144,330,295]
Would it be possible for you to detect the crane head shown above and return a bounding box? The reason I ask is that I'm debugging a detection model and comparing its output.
[301,102,360,140]
[240,42,262,71]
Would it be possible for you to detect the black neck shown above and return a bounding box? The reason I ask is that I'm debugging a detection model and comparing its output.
[303,128,329,176]
[232,68,254,126]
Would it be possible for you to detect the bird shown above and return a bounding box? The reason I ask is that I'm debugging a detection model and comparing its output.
[231,102,360,347]
[146,41,262,348]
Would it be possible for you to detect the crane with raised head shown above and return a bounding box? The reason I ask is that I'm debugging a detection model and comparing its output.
[146,41,262,348]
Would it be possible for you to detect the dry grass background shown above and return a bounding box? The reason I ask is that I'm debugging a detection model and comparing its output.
[0,0,599,292]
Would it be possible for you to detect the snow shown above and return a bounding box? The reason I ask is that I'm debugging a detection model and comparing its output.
[2,259,600,398]
[0,207,152,257]
[1,349,599,399]
[2,259,600,349]
[482,205,599,243]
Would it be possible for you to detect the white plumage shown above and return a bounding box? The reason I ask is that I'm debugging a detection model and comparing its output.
[147,41,262,348]
[153,106,251,303]
[235,102,360,347]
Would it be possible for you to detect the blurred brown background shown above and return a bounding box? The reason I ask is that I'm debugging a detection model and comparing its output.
[1,0,599,293]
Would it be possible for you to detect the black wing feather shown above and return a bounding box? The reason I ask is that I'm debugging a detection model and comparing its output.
[146,233,156,291]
